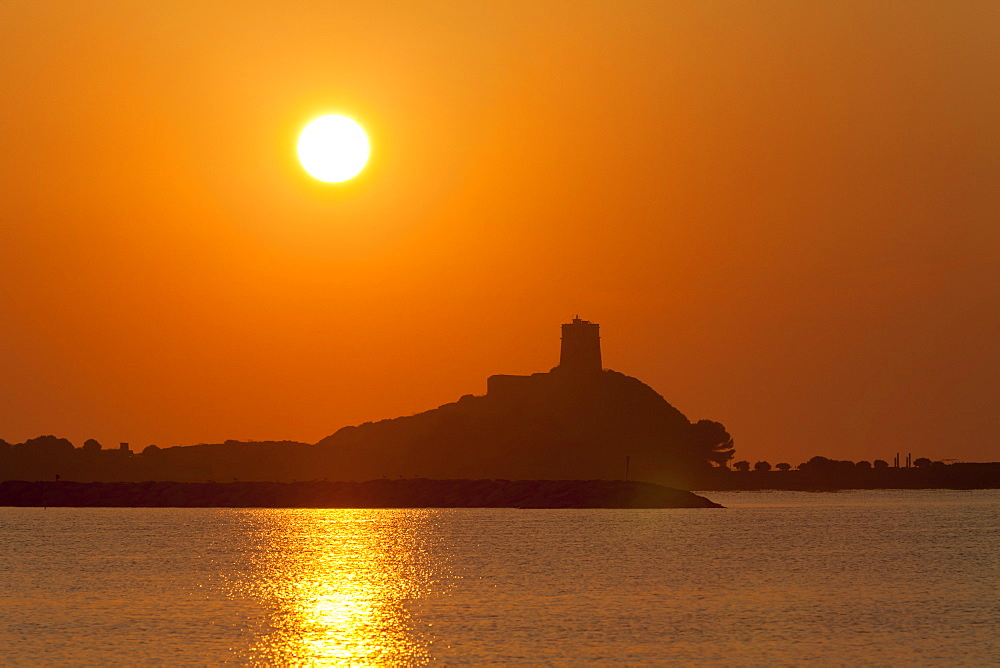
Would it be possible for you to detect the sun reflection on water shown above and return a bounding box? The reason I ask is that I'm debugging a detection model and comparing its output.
[229,510,445,666]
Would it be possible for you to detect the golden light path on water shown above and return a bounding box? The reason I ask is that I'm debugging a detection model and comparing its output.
[227,510,446,665]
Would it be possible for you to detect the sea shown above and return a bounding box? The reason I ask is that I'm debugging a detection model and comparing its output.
[0,490,996,665]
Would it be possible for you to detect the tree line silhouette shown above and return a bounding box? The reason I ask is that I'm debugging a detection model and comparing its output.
[699,455,998,490]
[731,455,942,473]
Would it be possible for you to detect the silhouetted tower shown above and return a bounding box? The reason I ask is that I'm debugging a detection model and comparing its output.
[559,316,602,372]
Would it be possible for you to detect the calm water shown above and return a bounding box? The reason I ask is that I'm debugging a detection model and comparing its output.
[0,490,996,665]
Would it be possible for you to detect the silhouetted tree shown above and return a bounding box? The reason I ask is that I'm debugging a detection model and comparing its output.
[798,456,855,474]
[733,460,750,472]
[690,420,735,467]
[914,457,932,468]
[19,435,74,456]
[141,445,161,455]
[753,460,771,472]
[873,459,889,469]
[856,460,872,470]
[775,462,791,471]
[82,438,102,452]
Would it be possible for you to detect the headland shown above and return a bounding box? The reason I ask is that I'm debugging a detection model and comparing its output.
[3,319,993,493]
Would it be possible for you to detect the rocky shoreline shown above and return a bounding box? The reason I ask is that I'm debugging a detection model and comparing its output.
[0,479,722,509]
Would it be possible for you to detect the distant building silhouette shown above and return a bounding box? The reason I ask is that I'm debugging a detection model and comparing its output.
[559,316,601,373]
[487,317,603,396]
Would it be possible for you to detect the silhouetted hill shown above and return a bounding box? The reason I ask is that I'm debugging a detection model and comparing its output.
[147,440,314,481]
[1,320,736,487]
[4,316,996,490]
[0,437,316,483]
[313,368,733,488]
[0,479,722,509]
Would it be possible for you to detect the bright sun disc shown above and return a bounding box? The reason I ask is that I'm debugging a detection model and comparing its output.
[297,115,370,183]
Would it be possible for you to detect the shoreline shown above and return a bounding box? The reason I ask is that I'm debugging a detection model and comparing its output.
[0,479,722,509]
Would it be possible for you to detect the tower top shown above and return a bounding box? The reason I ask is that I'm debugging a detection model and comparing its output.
[558,317,602,372]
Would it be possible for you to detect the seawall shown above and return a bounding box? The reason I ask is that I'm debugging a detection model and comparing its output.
[0,479,722,509]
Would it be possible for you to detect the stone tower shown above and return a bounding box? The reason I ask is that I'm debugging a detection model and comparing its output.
[559,317,602,372]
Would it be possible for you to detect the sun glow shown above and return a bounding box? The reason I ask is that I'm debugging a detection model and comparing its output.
[297,115,370,183]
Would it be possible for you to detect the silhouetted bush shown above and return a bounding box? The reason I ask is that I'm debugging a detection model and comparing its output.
[18,435,74,456]
[798,456,856,475]
[753,460,771,472]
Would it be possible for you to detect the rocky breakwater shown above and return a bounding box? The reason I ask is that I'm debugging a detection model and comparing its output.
[0,479,721,509]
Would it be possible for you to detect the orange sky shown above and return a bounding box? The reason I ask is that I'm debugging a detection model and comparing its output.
[2,1,997,465]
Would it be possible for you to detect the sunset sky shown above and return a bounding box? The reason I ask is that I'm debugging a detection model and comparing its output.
[2,1,997,465]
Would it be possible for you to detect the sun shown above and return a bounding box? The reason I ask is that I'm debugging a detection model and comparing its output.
[297,115,370,183]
